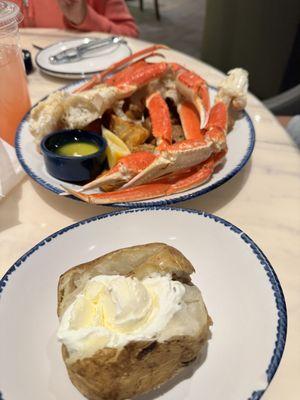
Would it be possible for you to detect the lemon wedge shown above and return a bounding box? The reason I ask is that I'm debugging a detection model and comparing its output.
[102,127,131,169]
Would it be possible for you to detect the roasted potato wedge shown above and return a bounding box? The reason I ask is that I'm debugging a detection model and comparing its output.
[109,114,150,151]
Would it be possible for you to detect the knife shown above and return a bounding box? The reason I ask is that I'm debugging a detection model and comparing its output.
[49,36,125,65]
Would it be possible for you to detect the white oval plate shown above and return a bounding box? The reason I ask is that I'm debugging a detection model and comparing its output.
[0,208,286,400]
[35,37,131,79]
[16,82,255,208]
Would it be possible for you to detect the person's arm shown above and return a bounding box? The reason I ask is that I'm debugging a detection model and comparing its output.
[62,0,139,37]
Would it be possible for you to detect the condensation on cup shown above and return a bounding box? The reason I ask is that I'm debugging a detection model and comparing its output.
[0,1,31,146]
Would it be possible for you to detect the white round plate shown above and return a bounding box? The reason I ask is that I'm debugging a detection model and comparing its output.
[0,208,286,400]
[16,82,255,208]
[35,37,131,79]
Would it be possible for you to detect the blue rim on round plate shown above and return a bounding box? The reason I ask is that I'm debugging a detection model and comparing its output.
[15,83,255,208]
[0,207,286,400]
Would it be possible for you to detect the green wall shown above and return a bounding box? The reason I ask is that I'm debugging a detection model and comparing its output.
[202,0,300,99]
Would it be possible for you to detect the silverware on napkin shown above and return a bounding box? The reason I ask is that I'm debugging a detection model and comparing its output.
[49,36,125,65]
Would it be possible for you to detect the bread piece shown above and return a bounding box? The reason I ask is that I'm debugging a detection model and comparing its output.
[57,243,211,400]
[29,91,67,141]
[28,84,138,143]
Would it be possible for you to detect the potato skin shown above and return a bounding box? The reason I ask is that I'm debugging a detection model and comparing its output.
[57,243,194,318]
[58,243,211,400]
[63,329,210,400]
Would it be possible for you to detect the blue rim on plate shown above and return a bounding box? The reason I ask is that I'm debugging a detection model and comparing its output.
[15,83,255,208]
[0,207,286,400]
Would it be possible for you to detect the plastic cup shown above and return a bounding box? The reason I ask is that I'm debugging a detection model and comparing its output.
[0,1,31,146]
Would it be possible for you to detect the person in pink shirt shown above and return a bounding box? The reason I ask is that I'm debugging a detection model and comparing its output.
[15,0,139,37]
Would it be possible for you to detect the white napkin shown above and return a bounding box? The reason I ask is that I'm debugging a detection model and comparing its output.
[0,139,24,198]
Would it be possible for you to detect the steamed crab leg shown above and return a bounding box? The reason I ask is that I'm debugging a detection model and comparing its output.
[164,150,226,194]
[107,61,169,88]
[74,44,169,93]
[175,69,210,129]
[119,70,247,189]
[74,44,211,135]
[82,97,213,193]
[81,152,156,191]
[79,90,215,193]
[177,102,204,140]
[63,182,170,204]
[122,138,214,188]
[81,92,173,192]
[203,101,228,152]
[61,64,248,203]
[62,151,225,204]
[200,68,248,152]
[146,92,172,146]
[80,68,247,196]
[99,44,168,81]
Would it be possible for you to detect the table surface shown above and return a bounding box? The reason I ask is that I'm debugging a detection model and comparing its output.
[1,28,299,400]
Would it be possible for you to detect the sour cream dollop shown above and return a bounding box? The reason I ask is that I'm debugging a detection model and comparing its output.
[57,274,185,360]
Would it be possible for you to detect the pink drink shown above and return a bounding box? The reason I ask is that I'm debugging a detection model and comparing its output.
[0,45,31,146]
[0,1,30,146]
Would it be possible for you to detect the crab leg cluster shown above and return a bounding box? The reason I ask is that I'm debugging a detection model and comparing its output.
[63,45,248,204]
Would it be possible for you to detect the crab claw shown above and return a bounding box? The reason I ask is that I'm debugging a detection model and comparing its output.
[81,151,157,191]
[177,101,205,140]
[123,138,214,188]
[175,70,210,129]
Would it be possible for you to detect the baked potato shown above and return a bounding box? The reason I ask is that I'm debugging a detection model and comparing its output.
[57,243,211,400]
